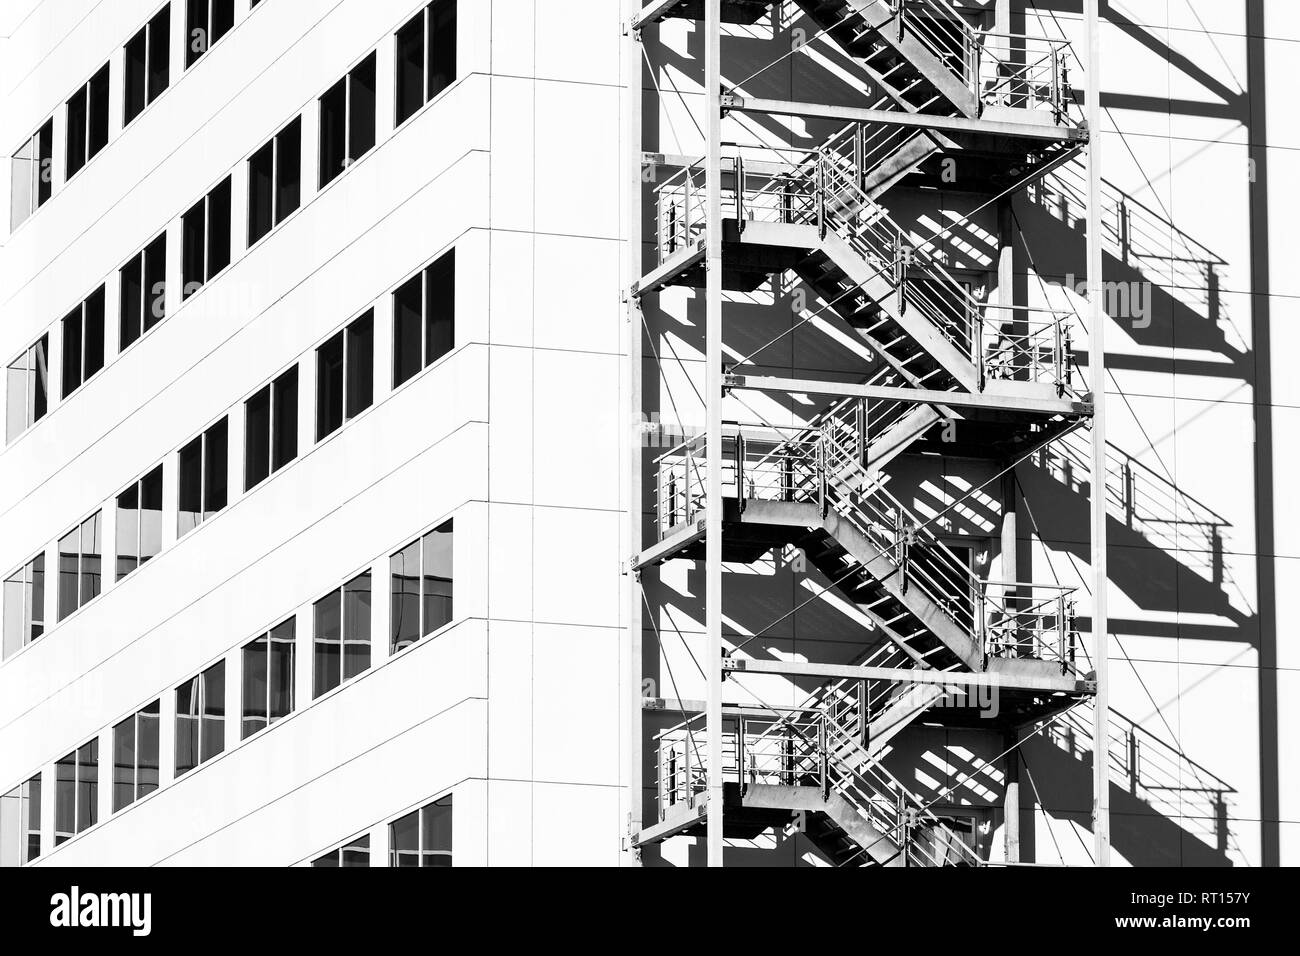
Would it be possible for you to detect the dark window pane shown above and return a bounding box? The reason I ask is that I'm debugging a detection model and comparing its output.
[79,512,101,606]
[316,331,344,441]
[139,466,163,566]
[313,851,340,867]
[349,53,376,162]
[422,795,452,866]
[83,286,105,380]
[242,635,268,738]
[182,197,206,299]
[57,527,79,621]
[138,702,160,798]
[390,809,420,866]
[176,677,200,776]
[392,274,422,387]
[422,520,453,635]
[76,739,97,833]
[212,0,234,45]
[25,776,41,862]
[207,177,232,277]
[88,65,110,158]
[313,589,341,699]
[125,29,147,123]
[66,87,87,178]
[204,418,228,517]
[116,482,140,581]
[395,13,424,125]
[390,541,420,653]
[268,618,295,723]
[275,117,301,223]
[61,305,83,398]
[426,249,455,364]
[144,233,168,332]
[147,7,170,102]
[120,256,143,349]
[345,310,374,420]
[32,337,48,424]
[341,835,370,867]
[428,0,457,99]
[248,140,274,244]
[178,434,203,536]
[36,119,53,206]
[343,571,371,681]
[245,385,270,490]
[185,0,207,67]
[54,753,74,844]
[201,661,225,762]
[271,366,298,471]
[112,717,134,812]
[319,77,346,188]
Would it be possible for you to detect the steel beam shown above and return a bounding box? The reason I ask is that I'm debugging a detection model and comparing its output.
[1084,0,1112,868]
[622,0,645,867]
[723,657,1093,696]
[725,373,1093,417]
[703,0,725,868]
[724,95,1088,143]
[630,0,684,31]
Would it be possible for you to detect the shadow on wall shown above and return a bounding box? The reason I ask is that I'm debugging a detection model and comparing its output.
[635,0,1275,865]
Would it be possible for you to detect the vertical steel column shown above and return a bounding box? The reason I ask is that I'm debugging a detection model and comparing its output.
[622,0,644,864]
[1084,0,1111,867]
[1004,730,1021,864]
[703,0,726,867]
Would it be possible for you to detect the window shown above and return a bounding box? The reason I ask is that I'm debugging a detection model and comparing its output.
[312,834,370,867]
[0,776,41,866]
[10,119,53,230]
[119,232,168,350]
[57,512,102,622]
[6,334,49,444]
[185,0,234,67]
[181,177,232,299]
[390,519,452,654]
[2,554,45,660]
[54,739,97,845]
[112,701,160,813]
[313,571,371,698]
[390,795,452,866]
[395,1,457,126]
[244,366,298,490]
[242,618,295,738]
[178,418,228,536]
[320,52,376,188]
[124,5,171,125]
[65,63,109,179]
[116,465,163,581]
[176,660,224,776]
[392,249,454,387]
[316,310,373,441]
[247,116,301,246]
[60,285,106,399]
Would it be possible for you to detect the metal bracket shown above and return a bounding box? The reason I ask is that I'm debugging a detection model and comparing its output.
[722,657,746,672]
[720,91,742,114]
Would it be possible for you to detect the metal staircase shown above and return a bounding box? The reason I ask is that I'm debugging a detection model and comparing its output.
[649,387,1083,687]
[650,127,1082,404]
[628,0,1101,866]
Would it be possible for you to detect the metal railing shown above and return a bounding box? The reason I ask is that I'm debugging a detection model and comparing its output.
[654,700,982,865]
[653,130,1080,392]
[840,1,1077,122]
[978,34,1073,120]
[654,411,1081,669]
